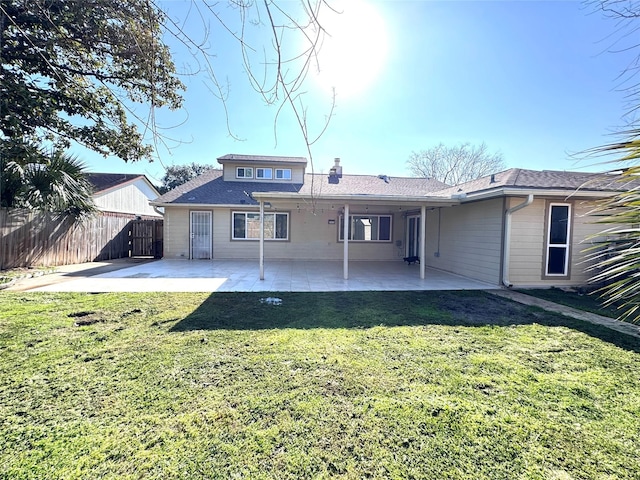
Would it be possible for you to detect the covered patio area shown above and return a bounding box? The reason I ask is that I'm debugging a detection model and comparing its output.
[33,259,498,292]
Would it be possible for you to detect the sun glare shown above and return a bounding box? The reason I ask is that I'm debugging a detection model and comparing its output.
[311,0,389,99]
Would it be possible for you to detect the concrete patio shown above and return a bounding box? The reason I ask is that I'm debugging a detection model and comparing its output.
[31,259,498,292]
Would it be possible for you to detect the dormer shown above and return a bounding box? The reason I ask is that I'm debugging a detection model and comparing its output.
[217,154,307,183]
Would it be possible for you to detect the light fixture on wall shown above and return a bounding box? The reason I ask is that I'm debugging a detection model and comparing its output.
[264,202,272,208]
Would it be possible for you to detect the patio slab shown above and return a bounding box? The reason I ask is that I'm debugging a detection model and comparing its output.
[30,259,498,293]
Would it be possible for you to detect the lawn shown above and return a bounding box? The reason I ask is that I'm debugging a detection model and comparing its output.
[517,287,623,320]
[1,290,639,479]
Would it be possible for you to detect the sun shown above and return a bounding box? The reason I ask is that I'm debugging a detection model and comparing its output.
[311,0,389,99]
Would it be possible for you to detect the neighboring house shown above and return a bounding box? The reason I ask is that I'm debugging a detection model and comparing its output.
[87,173,162,219]
[151,154,631,288]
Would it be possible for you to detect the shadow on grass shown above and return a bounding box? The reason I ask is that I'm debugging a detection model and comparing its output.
[170,290,640,353]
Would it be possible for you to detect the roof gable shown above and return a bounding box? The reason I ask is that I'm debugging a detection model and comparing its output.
[86,173,159,196]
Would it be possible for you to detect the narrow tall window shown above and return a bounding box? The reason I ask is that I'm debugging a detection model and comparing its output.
[546,203,571,276]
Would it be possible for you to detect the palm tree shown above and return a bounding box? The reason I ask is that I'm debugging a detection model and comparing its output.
[2,147,96,218]
[587,133,640,323]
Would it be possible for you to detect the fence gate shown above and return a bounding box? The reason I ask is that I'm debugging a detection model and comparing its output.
[130,219,163,258]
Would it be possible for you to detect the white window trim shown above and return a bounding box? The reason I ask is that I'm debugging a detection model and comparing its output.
[275,168,292,180]
[232,211,289,241]
[545,203,571,277]
[256,167,273,179]
[338,214,393,242]
[236,167,253,179]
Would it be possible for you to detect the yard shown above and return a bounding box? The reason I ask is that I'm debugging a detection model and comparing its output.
[1,290,639,479]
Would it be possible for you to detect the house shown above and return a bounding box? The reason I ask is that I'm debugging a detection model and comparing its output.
[151,154,631,288]
[87,173,162,219]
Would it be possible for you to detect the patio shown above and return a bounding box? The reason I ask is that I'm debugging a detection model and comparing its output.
[33,259,498,292]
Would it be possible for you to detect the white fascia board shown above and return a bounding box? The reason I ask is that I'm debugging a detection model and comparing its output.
[461,188,618,202]
[150,202,259,209]
[251,192,460,206]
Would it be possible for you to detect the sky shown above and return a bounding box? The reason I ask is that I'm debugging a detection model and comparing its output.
[74,0,638,185]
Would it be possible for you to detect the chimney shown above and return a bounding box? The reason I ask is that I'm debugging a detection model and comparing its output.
[334,157,342,178]
[328,157,342,184]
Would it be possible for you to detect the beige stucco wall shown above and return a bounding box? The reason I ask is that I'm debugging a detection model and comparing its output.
[424,198,504,285]
[508,197,604,287]
[163,202,406,261]
[163,206,191,258]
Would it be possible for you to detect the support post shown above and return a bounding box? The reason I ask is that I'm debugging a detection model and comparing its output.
[259,201,265,280]
[343,203,349,280]
[420,205,426,280]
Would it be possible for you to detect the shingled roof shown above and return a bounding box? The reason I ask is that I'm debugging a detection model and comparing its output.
[217,154,308,165]
[153,170,450,206]
[434,168,638,198]
[86,173,151,194]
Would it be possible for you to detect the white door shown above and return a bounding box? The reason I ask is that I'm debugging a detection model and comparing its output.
[406,215,420,258]
[190,211,212,259]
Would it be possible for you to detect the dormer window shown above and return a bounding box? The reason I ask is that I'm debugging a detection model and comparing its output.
[256,168,273,179]
[275,168,291,180]
[236,167,253,179]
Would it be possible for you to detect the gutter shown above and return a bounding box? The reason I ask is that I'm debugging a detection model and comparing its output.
[502,194,534,288]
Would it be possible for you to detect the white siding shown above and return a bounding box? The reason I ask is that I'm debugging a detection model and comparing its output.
[93,179,161,217]
[425,198,504,285]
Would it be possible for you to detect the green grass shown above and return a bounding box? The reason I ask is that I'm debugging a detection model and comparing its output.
[1,290,639,479]
[517,287,623,319]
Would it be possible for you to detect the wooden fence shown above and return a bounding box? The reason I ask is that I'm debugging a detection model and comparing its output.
[1,208,136,270]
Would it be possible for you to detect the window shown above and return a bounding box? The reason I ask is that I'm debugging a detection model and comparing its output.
[236,167,253,179]
[275,168,292,180]
[256,168,273,179]
[545,203,571,276]
[232,212,289,240]
[339,215,392,242]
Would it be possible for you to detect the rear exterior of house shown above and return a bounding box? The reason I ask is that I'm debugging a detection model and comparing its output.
[153,156,629,289]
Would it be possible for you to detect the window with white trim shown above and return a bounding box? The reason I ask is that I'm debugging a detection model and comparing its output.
[256,168,273,179]
[339,215,392,242]
[545,203,571,276]
[236,167,253,179]
[275,168,292,180]
[232,212,289,240]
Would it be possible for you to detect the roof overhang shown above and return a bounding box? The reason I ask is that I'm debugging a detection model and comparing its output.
[252,191,460,207]
[458,187,620,202]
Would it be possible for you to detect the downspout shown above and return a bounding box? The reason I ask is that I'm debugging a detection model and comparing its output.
[502,194,534,288]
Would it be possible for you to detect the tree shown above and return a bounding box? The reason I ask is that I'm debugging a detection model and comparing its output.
[582,1,640,322]
[2,147,96,218]
[407,142,505,185]
[0,0,184,164]
[159,163,217,194]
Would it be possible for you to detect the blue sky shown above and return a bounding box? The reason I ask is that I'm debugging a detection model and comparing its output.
[76,1,636,184]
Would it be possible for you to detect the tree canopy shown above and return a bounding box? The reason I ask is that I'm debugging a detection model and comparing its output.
[407,142,505,185]
[0,0,184,163]
[159,163,217,194]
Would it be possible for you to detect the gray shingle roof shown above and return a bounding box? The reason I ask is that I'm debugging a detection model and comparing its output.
[217,154,308,165]
[434,168,638,196]
[86,173,146,194]
[153,170,450,205]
